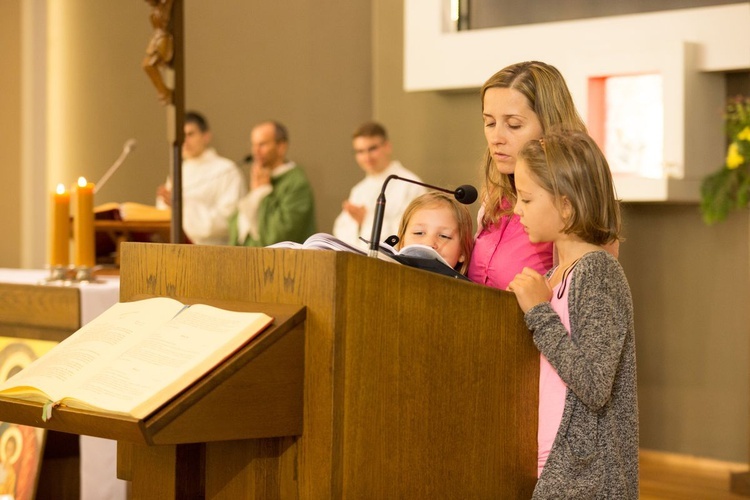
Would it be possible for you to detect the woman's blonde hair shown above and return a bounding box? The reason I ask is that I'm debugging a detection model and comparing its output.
[396,191,475,274]
[480,61,587,226]
[519,131,621,245]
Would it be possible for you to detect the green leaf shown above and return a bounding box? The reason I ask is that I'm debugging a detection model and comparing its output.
[736,171,750,209]
[700,167,742,224]
[700,95,750,225]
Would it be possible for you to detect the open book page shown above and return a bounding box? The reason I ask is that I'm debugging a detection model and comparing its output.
[267,233,365,254]
[268,235,464,279]
[266,241,304,249]
[268,233,399,264]
[0,297,186,405]
[119,202,171,221]
[0,298,273,419]
[302,233,366,254]
[62,303,273,418]
[95,202,171,222]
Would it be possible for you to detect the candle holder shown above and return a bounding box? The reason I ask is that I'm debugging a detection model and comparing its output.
[43,265,70,283]
[74,266,96,283]
[39,265,105,286]
[40,265,75,286]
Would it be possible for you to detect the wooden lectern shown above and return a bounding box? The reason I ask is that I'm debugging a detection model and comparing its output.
[0,243,539,498]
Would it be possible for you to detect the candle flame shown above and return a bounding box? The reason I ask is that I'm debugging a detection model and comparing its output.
[56,183,66,195]
[77,176,87,187]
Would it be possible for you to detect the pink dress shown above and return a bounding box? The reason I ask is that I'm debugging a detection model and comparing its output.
[537,272,572,477]
[468,213,554,289]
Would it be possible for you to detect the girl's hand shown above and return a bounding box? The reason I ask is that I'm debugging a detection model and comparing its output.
[507,267,553,313]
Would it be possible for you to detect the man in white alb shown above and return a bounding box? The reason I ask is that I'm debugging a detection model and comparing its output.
[156,111,247,245]
[333,121,426,249]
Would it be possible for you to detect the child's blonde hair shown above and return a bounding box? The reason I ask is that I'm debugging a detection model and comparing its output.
[519,130,621,246]
[396,191,475,274]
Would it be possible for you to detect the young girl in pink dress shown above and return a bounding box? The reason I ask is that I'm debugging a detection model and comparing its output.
[507,131,638,498]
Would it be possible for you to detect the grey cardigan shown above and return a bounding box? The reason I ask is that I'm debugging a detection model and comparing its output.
[525,250,638,499]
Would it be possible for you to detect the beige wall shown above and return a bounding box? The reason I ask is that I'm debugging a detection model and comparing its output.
[6,0,750,464]
[373,1,487,195]
[0,1,22,268]
[45,1,169,205]
[183,1,373,229]
[40,0,372,244]
[620,204,749,459]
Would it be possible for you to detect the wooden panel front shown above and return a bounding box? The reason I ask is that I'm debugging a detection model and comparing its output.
[120,243,341,499]
[339,257,537,498]
[0,283,79,341]
[118,243,538,499]
[146,317,305,444]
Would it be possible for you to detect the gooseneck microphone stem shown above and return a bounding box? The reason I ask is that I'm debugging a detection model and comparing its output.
[368,190,389,257]
[94,139,137,194]
[367,174,478,258]
[387,176,450,195]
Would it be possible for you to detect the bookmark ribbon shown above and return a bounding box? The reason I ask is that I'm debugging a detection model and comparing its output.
[42,401,60,422]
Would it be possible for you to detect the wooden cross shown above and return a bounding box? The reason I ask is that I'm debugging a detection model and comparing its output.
[142,0,185,244]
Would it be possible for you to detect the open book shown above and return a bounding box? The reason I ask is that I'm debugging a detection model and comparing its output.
[380,243,469,281]
[267,233,398,264]
[95,202,171,222]
[268,232,374,254]
[268,233,468,281]
[0,297,273,420]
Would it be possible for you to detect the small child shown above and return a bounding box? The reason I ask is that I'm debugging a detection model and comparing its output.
[507,131,638,498]
[395,191,474,275]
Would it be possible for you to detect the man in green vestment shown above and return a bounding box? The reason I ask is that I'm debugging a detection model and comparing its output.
[229,121,316,246]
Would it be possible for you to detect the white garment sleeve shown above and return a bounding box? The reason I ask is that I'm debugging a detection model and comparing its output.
[182,167,247,244]
[332,209,361,246]
[236,184,273,242]
[155,176,171,210]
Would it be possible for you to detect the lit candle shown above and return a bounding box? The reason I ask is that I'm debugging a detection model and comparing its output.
[49,183,70,267]
[73,176,95,268]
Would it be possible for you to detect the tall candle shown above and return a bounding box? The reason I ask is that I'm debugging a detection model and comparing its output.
[49,183,70,267]
[74,176,95,268]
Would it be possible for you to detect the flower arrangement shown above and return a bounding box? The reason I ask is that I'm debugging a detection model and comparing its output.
[700,95,750,224]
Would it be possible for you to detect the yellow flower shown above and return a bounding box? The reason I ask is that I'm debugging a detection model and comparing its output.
[726,142,744,169]
[738,126,750,142]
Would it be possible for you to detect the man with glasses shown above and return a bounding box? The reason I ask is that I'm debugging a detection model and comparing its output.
[333,121,425,249]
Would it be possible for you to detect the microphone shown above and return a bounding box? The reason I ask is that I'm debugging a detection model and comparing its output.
[94,139,137,194]
[368,175,478,258]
